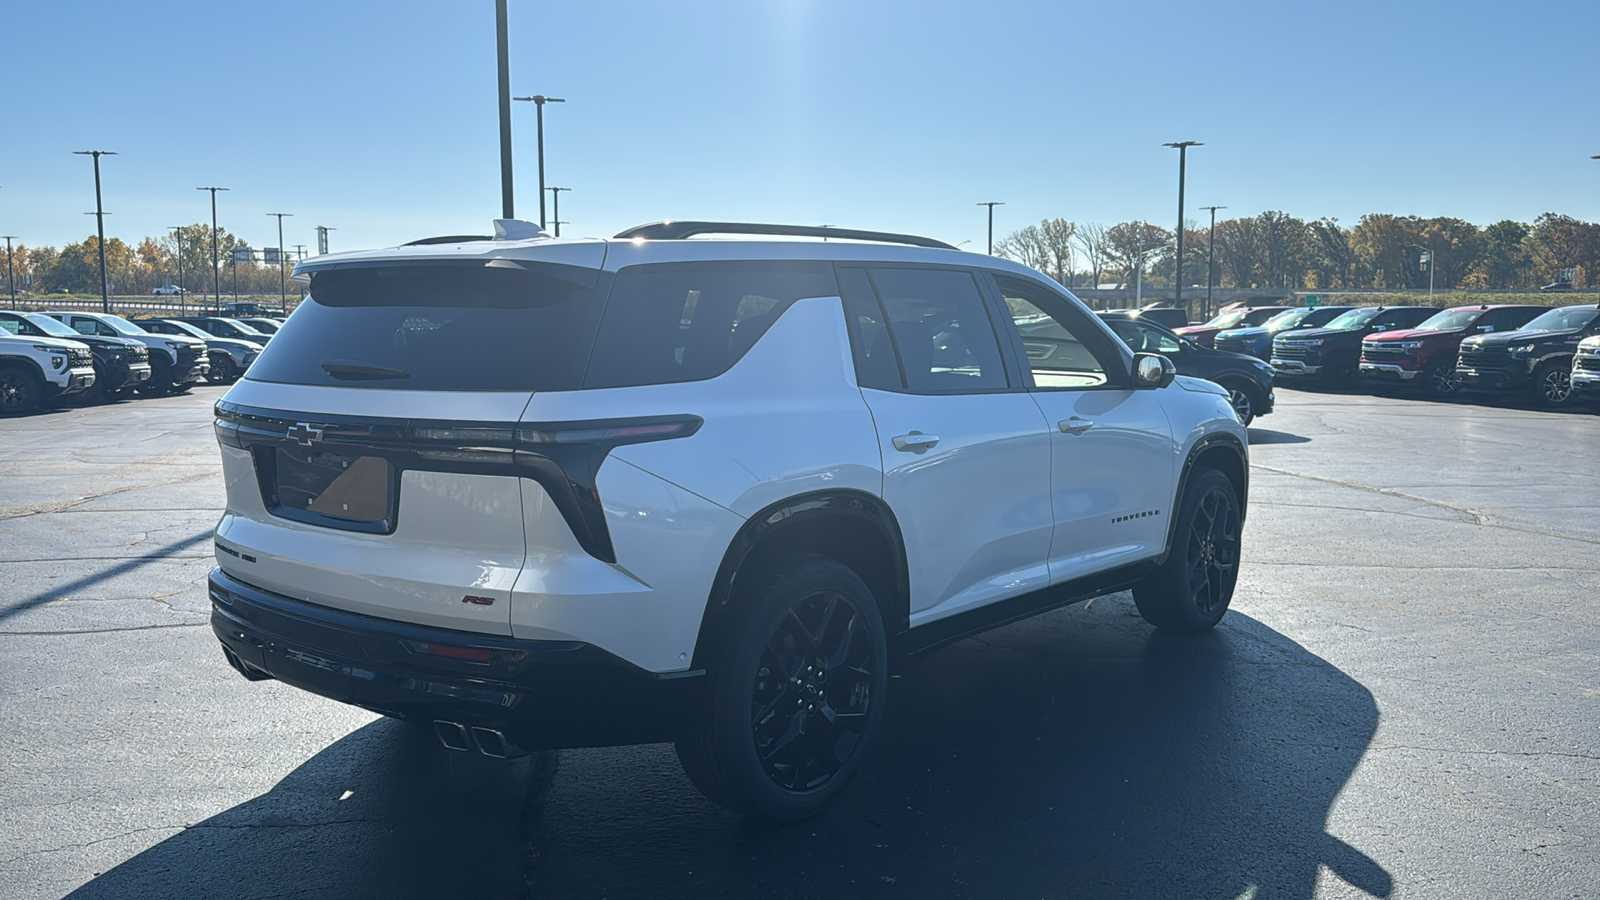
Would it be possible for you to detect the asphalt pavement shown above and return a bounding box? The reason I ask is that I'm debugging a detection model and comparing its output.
[1,386,1596,899]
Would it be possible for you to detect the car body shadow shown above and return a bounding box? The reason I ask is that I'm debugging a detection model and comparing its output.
[67,605,1389,900]
[1247,427,1311,445]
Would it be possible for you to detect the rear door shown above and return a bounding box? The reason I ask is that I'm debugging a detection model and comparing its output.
[985,273,1177,582]
[837,266,1053,627]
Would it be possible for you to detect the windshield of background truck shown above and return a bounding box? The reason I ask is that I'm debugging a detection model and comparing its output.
[1204,309,1250,329]
[22,313,82,338]
[1414,309,1480,332]
[1325,308,1381,329]
[1518,307,1600,333]
[1262,309,1312,329]
[100,314,151,336]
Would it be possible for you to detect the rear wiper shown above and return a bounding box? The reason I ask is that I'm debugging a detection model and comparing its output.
[320,359,410,381]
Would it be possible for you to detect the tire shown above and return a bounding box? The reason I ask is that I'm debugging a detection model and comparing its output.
[209,355,237,385]
[0,365,44,415]
[1133,468,1242,633]
[1531,360,1573,408]
[1422,359,1459,397]
[675,556,890,822]
[1221,380,1258,426]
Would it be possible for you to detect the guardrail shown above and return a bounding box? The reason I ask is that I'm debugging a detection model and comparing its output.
[10,297,292,317]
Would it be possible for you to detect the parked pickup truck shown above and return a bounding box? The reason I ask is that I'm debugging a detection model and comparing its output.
[1358,305,1543,397]
[1457,304,1600,408]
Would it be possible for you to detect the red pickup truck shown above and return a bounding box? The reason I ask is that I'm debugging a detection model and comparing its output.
[1357,305,1544,396]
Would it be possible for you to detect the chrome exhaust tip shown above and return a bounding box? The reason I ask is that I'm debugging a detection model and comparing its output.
[470,726,509,759]
[433,720,471,752]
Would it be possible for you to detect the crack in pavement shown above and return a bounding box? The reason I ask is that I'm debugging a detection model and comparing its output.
[1365,745,1600,762]
[0,818,376,868]
[0,470,215,521]
[0,621,207,636]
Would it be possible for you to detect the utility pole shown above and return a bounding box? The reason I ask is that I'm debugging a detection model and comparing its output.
[977,201,1004,254]
[73,150,117,312]
[513,95,566,228]
[1410,244,1435,304]
[1163,141,1201,316]
[1135,222,1145,308]
[316,226,335,255]
[1200,205,1226,319]
[2,236,17,310]
[496,0,515,219]
[546,187,569,236]
[197,187,228,313]
[169,226,184,307]
[266,212,292,311]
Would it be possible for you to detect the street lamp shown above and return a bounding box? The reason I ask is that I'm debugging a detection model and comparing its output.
[1,235,17,310]
[1200,205,1226,319]
[495,0,514,218]
[169,226,184,311]
[1163,141,1202,316]
[513,95,566,228]
[73,150,117,313]
[1409,243,1435,304]
[266,212,292,311]
[546,187,570,237]
[197,187,228,313]
[977,201,1004,255]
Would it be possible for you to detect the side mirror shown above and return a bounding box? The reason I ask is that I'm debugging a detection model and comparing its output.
[1134,352,1177,389]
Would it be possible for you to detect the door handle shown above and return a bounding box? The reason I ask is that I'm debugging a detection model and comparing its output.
[1058,417,1095,435]
[891,432,940,452]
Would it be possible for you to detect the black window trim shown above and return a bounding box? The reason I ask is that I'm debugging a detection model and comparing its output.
[979,270,1136,393]
[835,261,1021,397]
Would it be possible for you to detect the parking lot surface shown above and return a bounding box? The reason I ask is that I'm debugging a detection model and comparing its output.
[2,387,1597,899]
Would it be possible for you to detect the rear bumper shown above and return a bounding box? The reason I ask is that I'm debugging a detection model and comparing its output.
[208,567,703,749]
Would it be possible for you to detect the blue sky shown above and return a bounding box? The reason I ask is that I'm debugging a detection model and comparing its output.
[3,0,1597,254]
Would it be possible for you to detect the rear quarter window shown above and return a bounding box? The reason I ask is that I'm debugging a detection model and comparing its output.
[582,262,840,389]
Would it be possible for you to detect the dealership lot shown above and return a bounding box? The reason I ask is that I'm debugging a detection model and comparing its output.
[1,386,1596,899]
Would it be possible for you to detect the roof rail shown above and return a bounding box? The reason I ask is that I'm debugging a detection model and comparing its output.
[401,235,494,246]
[614,221,957,251]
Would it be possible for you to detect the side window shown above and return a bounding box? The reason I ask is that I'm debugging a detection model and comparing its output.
[1477,308,1537,332]
[584,262,839,390]
[991,274,1126,389]
[836,267,901,391]
[96,322,118,337]
[1137,323,1182,354]
[70,319,96,336]
[0,318,19,336]
[868,268,1008,394]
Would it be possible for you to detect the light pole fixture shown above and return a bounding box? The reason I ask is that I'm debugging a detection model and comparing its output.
[1163,141,1202,312]
[316,226,335,255]
[977,201,1004,254]
[197,187,229,313]
[546,187,570,237]
[266,212,293,311]
[73,150,117,312]
[496,0,514,219]
[1409,243,1435,304]
[1199,205,1226,318]
[513,95,566,228]
[2,235,17,310]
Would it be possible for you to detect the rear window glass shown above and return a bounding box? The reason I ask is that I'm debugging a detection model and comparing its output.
[244,263,598,392]
[583,262,839,389]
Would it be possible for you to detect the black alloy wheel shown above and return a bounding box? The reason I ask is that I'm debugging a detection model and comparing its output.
[676,556,889,822]
[1424,359,1460,397]
[0,366,43,415]
[1533,361,1573,407]
[1224,383,1256,426]
[1133,468,1242,633]
[209,354,237,385]
[750,588,878,792]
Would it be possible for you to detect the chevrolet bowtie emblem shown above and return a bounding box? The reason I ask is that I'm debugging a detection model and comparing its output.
[287,422,324,447]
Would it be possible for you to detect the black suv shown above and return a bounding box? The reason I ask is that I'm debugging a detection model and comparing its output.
[1270,306,1435,387]
[1098,312,1275,425]
[168,316,274,345]
[1098,306,1190,331]
[0,310,152,401]
[1457,304,1600,407]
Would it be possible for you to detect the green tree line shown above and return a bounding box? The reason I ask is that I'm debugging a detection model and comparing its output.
[996,212,1600,292]
[2,225,301,297]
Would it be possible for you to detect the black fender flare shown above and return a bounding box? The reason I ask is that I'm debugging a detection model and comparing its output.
[692,490,909,668]
[0,353,49,384]
[1156,431,1249,565]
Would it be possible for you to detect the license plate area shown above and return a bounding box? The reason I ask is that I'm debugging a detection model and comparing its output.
[261,447,398,534]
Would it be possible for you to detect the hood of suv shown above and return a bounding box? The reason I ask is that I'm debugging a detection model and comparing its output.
[64,333,146,351]
[1277,326,1355,342]
[1,333,90,352]
[1366,328,1458,343]
[1461,326,1588,350]
[204,336,264,354]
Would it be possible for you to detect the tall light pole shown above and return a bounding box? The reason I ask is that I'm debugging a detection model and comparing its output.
[266,212,292,311]
[1200,205,1226,319]
[495,0,515,219]
[197,187,228,313]
[1410,243,1435,304]
[2,236,17,310]
[1163,141,1202,314]
[73,150,117,313]
[977,201,1004,254]
[513,95,566,228]
[316,225,335,255]
[546,187,570,236]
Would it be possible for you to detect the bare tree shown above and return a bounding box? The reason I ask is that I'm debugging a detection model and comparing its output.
[1039,218,1077,286]
[1073,222,1109,287]
[995,225,1050,272]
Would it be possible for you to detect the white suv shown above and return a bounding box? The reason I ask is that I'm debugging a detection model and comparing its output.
[209,220,1249,821]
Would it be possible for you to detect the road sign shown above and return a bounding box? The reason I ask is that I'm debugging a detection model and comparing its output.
[1305,294,1320,308]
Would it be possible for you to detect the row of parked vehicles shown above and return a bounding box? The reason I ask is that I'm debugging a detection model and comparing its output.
[0,310,284,414]
[1111,301,1600,412]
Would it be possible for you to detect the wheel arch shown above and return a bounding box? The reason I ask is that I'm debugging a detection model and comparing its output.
[691,490,909,669]
[0,353,49,383]
[1157,432,1248,565]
